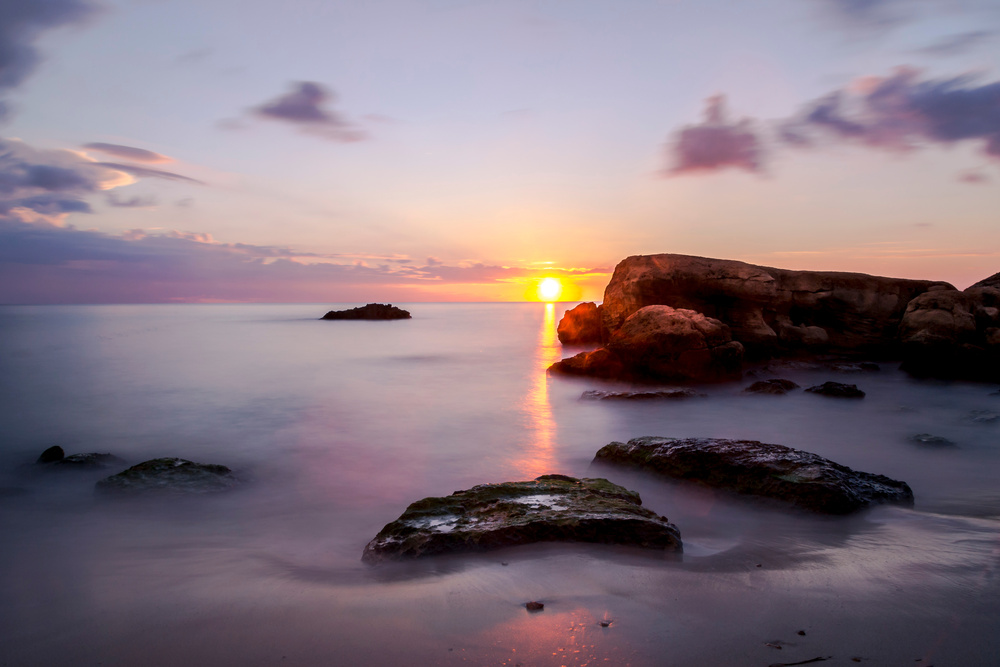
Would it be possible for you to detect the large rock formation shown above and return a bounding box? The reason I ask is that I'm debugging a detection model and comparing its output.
[361,474,682,563]
[601,254,945,357]
[593,436,914,514]
[551,253,999,381]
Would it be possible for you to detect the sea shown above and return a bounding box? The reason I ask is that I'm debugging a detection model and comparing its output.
[1,303,998,666]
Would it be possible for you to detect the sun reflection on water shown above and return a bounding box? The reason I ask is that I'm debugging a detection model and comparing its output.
[514,303,563,478]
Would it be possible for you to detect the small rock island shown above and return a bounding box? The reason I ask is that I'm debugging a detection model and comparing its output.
[321,303,411,320]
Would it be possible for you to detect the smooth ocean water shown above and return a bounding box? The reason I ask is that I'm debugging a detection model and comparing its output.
[1,303,998,666]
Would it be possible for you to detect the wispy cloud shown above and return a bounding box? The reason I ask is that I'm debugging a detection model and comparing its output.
[83,142,173,163]
[90,162,205,184]
[912,30,995,57]
[665,95,763,176]
[106,192,157,208]
[250,81,367,142]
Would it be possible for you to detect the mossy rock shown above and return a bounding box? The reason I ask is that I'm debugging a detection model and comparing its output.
[594,437,913,514]
[362,474,681,563]
[96,458,238,495]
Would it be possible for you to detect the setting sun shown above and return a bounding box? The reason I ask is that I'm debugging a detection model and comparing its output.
[537,277,562,302]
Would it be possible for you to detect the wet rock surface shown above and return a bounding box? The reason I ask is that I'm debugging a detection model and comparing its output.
[321,303,411,320]
[743,379,800,395]
[36,447,125,469]
[361,474,682,563]
[593,436,913,514]
[581,388,704,401]
[805,382,866,398]
[96,458,239,494]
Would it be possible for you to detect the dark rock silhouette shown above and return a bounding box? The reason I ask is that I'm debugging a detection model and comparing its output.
[361,474,682,563]
[805,382,865,398]
[321,303,411,320]
[581,388,704,401]
[96,458,238,494]
[743,379,800,395]
[36,446,65,464]
[36,446,124,469]
[593,436,913,514]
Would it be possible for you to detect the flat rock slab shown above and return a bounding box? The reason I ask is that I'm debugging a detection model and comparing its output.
[581,389,704,401]
[593,437,913,514]
[805,381,866,398]
[96,458,238,494]
[362,474,682,563]
[321,303,411,320]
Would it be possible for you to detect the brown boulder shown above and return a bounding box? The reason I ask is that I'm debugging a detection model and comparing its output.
[556,302,604,345]
[549,348,625,379]
[600,254,946,357]
[606,305,743,382]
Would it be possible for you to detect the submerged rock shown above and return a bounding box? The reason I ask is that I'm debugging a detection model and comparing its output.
[361,474,682,563]
[593,436,913,514]
[743,379,800,395]
[581,388,703,401]
[910,433,955,447]
[96,458,238,494]
[805,382,866,398]
[321,303,411,320]
[36,446,125,469]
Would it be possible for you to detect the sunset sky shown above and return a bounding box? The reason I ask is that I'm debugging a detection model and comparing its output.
[1,0,998,303]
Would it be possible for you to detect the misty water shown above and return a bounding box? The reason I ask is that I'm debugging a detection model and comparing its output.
[1,303,998,666]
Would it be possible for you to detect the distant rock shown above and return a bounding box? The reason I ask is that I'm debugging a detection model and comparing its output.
[581,388,704,401]
[805,382,866,398]
[96,458,238,494]
[321,303,411,320]
[36,446,65,464]
[605,305,744,382]
[910,433,955,447]
[557,302,604,345]
[361,474,682,563]
[593,436,914,514]
[743,379,800,395]
[968,410,999,424]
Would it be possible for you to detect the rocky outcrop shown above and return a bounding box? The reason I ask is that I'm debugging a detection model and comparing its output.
[551,253,1000,382]
[36,446,65,464]
[96,458,238,494]
[321,303,411,320]
[743,379,799,395]
[549,348,626,379]
[898,285,1000,379]
[361,474,682,563]
[604,306,744,382]
[600,254,946,357]
[556,302,604,345]
[593,436,913,514]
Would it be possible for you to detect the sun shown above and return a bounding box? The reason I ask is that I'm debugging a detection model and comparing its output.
[537,277,563,302]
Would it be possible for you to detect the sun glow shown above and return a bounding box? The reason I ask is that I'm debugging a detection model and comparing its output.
[537,277,562,302]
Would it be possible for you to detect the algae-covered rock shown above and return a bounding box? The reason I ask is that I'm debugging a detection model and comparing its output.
[96,458,238,494]
[593,437,913,514]
[361,474,682,563]
[581,389,704,401]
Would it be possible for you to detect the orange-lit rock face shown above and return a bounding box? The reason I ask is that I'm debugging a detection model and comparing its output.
[556,302,603,345]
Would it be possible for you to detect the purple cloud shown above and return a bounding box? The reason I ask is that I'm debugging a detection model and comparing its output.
[913,30,995,57]
[784,67,1000,159]
[91,162,204,184]
[0,0,96,117]
[958,170,990,184]
[666,95,763,175]
[106,192,157,208]
[83,143,173,163]
[252,82,367,142]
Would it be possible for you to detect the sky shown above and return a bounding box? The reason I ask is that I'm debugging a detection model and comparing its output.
[1,0,999,304]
